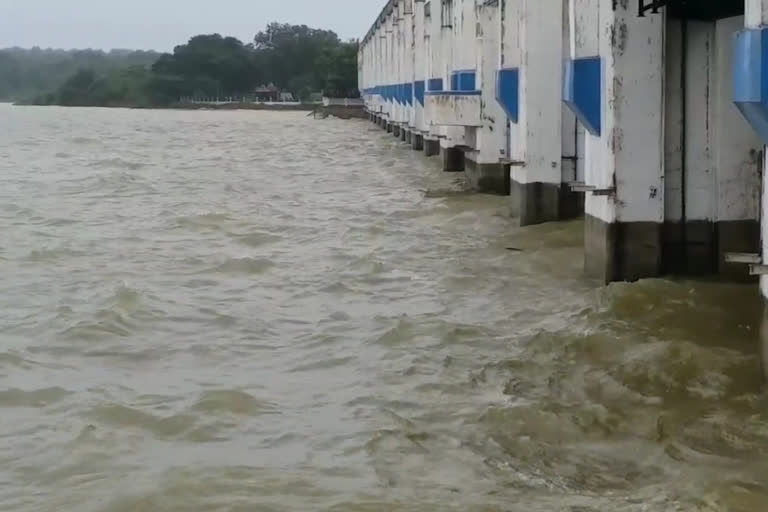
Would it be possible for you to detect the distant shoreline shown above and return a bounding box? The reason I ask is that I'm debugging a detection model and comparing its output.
[11,102,318,111]
[167,102,317,111]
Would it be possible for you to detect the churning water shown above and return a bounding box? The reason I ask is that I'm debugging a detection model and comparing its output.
[1,104,768,511]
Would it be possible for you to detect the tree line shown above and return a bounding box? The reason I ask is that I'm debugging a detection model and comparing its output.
[4,23,360,107]
[0,47,160,102]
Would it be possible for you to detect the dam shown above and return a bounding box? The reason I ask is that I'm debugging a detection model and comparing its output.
[358,0,768,294]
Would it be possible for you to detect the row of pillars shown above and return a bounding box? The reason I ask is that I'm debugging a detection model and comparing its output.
[367,112,463,167]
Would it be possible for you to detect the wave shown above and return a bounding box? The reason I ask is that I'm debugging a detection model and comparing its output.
[230,231,283,248]
[192,390,278,416]
[59,284,165,341]
[87,403,196,439]
[25,247,86,262]
[69,136,97,145]
[206,257,274,275]
[174,212,235,232]
[87,158,147,171]
[0,387,72,408]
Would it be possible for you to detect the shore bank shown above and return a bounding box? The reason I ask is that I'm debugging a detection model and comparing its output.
[11,101,369,119]
[12,101,318,111]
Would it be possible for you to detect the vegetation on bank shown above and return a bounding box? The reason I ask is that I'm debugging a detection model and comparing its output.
[0,48,160,102]
[7,23,359,108]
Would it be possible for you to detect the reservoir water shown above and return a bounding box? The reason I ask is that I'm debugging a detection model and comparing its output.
[1,104,767,511]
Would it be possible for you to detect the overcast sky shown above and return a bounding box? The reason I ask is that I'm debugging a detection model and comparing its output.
[0,0,383,51]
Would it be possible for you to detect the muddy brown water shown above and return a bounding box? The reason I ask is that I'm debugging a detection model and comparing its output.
[1,104,767,511]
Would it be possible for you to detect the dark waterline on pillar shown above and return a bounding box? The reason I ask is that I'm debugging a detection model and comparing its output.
[662,220,758,282]
[511,181,583,226]
[441,146,465,172]
[584,214,663,283]
[464,159,510,195]
[423,138,439,157]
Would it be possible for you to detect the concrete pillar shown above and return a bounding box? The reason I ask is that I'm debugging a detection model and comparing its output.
[464,0,509,196]
[393,3,402,128]
[385,16,394,124]
[412,133,424,151]
[425,0,449,149]
[412,0,428,144]
[424,138,440,157]
[403,0,415,133]
[442,147,465,172]
[565,0,665,283]
[505,0,565,224]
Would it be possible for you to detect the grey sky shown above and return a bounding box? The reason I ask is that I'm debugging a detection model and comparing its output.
[0,0,384,51]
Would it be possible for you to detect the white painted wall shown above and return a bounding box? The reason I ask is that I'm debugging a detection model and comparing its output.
[568,0,599,59]
[457,0,475,72]
[746,0,768,28]
[425,94,482,125]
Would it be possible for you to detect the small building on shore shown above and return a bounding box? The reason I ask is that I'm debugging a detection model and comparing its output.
[252,84,280,102]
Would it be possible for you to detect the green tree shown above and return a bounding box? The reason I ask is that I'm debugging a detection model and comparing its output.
[152,34,259,98]
[17,21,360,107]
[57,69,98,105]
[0,47,159,102]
